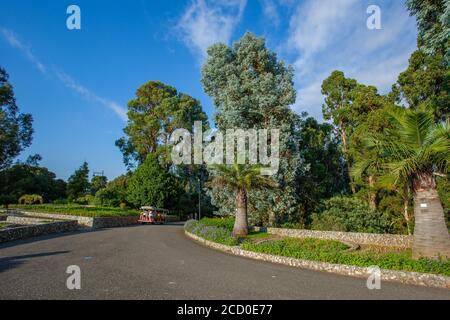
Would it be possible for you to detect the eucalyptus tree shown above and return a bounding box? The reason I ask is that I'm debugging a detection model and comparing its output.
[406,0,450,65]
[201,32,303,226]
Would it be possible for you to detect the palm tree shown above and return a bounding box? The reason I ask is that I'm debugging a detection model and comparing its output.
[359,108,449,259]
[208,164,277,237]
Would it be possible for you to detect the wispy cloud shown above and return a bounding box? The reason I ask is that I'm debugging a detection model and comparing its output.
[286,0,417,119]
[0,27,127,121]
[177,0,247,61]
[260,0,280,26]
[0,27,47,74]
[55,71,128,121]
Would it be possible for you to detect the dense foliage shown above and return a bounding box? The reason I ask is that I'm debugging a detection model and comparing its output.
[66,162,90,199]
[0,162,66,204]
[0,67,33,170]
[202,32,303,226]
[310,196,391,234]
[126,154,181,209]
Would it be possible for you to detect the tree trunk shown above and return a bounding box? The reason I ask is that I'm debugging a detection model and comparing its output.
[340,122,356,194]
[233,188,248,237]
[402,184,412,236]
[368,175,376,209]
[268,210,276,227]
[412,173,450,260]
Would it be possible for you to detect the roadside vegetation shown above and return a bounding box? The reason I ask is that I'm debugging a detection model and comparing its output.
[9,204,139,217]
[186,218,450,276]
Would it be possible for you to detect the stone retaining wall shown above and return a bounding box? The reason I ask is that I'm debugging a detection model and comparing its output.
[6,216,54,225]
[253,227,412,248]
[8,210,138,229]
[0,220,78,243]
[184,230,450,289]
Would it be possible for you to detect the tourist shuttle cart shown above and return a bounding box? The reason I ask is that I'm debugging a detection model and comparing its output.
[139,206,168,224]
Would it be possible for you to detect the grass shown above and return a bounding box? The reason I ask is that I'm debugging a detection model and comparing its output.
[9,204,139,218]
[199,216,235,231]
[242,238,450,276]
[0,223,9,229]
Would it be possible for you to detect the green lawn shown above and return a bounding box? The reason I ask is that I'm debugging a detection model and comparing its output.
[242,238,450,276]
[10,204,139,218]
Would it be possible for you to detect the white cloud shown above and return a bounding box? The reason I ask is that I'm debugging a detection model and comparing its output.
[1,27,127,121]
[260,0,280,26]
[286,0,417,120]
[55,71,128,121]
[177,0,247,61]
[0,27,47,74]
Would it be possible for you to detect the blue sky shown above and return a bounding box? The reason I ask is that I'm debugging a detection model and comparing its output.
[0,0,418,180]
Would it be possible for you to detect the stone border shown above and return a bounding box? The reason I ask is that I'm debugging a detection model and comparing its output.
[0,220,78,243]
[253,227,412,248]
[185,230,450,290]
[7,210,138,229]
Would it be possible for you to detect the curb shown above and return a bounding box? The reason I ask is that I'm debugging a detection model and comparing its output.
[184,230,450,290]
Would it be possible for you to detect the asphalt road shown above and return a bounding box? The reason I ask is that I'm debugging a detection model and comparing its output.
[0,223,449,300]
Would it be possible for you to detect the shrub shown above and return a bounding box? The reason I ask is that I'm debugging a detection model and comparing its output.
[73,195,95,205]
[200,217,235,231]
[18,194,44,205]
[52,198,69,205]
[311,196,392,234]
[119,202,127,210]
[185,220,238,246]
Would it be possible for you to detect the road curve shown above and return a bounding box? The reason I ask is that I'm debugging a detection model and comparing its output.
[0,223,449,300]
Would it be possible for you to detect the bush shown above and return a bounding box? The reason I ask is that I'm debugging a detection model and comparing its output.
[52,198,69,205]
[73,195,95,205]
[311,196,392,234]
[18,194,44,205]
[200,217,235,231]
[185,220,238,246]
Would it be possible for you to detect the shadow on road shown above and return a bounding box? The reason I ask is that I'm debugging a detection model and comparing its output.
[0,250,69,273]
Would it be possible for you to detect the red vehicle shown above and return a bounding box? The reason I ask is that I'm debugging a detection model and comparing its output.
[139,206,168,224]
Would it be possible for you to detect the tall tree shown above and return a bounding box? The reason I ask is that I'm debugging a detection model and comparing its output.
[208,164,277,237]
[406,0,450,65]
[359,108,450,259]
[296,117,349,222]
[127,154,181,209]
[0,67,33,169]
[202,32,303,226]
[116,81,208,169]
[90,175,108,195]
[321,71,357,193]
[67,162,90,199]
[391,50,449,121]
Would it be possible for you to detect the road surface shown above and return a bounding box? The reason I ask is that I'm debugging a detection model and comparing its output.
[0,223,449,299]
